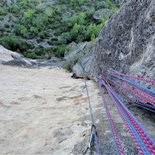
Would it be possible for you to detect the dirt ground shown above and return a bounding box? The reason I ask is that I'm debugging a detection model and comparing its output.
[0,65,102,155]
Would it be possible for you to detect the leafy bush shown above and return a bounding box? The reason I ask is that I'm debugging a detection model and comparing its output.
[0,10,5,16]
[4,23,10,28]
[58,32,72,44]
[7,4,20,14]
[24,52,38,59]
[38,31,48,39]
[24,9,35,19]
[14,24,28,38]
[30,27,38,36]
[44,7,54,17]
[55,45,69,58]
[70,23,82,40]
[0,35,30,52]
[85,23,101,40]
[32,15,48,30]
[64,61,72,72]
[104,0,112,8]
[111,7,118,14]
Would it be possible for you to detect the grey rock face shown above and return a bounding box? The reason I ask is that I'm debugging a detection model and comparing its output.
[73,48,97,80]
[64,41,95,70]
[64,42,87,62]
[74,0,155,83]
[0,45,64,68]
[3,59,32,67]
[116,0,128,3]
[11,53,24,60]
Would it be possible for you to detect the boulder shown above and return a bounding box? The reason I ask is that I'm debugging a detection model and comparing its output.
[3,59,32,67]
[0,45,16,61]
[116,0,127,3]
[11,53,24,60]
[64,41,95,70]
[73,48,98,80]
[64,42,87,62]
[93,9,113,20]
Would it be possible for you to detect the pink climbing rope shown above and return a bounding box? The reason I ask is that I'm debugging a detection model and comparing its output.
[106,80,155,154]
[99,83,124,155]
[112,71,155,84]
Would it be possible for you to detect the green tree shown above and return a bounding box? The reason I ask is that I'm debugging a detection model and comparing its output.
[24,9,35,19]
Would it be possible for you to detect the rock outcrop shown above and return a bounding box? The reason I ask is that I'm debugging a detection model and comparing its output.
[0,45,64,68]
[93,9,113,20]
[64,41,95,70]
[73,0,155,83]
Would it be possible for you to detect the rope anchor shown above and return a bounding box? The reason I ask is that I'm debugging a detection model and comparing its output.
[83,124,98,155]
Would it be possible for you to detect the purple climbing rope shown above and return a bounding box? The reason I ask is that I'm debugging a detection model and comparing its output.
[108,80,155,112]
[99,82,124,155]
[98,73,155,155]
[112,70,155,84]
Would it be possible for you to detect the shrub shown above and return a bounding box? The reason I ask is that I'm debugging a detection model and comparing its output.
[38,31,48,39]
[7,4,20,14]
[70,23,81,37]
[0,16,3,20]
[58,32,72,44]
[100,16,109,26]
[44,7,53,17]
[64,61,72,72]
[87,7,95,18]
[91,34,96,41]
[55,45,68,58]
[30,27,38,35]
[111,7,118,14]
[35,48,46,57]
[104,0,112,8]
[24,52,38,59]
[67,12,86,27]
[24,9,35,19]
[70,23,85,42]
[14,24,28,38]
[4,23,10,28]
[24,48,47,59]
[0,35,30,52]
[85,23,101,40]
[0,10,4,16]
[78,12,86,25]
[32,15,48,29]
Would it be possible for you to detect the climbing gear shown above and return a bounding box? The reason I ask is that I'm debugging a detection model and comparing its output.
[84,70,155,154]
[83,80,100,155]
[98,71,155,155]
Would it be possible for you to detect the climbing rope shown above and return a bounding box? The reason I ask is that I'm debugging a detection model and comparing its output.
[110,72,155,108]
[112,70,155,85]
[98,82,124,155]
[83,80,101,155]
[84,70,155,155]
[108,80,155,113]
[111,73,155,99]
[99,79,155,154]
